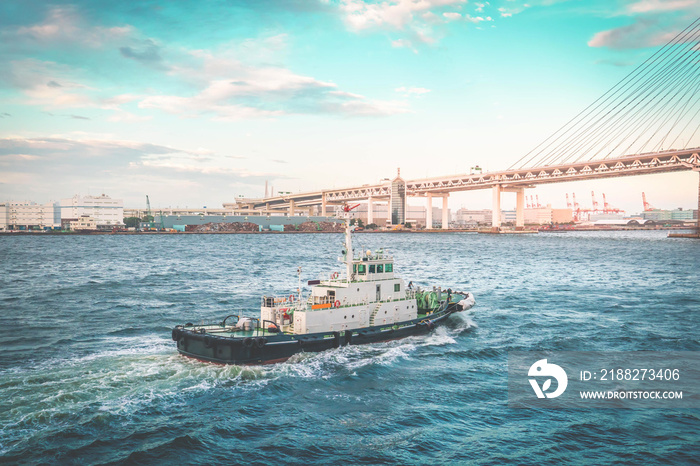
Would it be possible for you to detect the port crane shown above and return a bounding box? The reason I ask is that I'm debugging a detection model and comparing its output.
[642,192,655,211]
[144,195,165,231]
[602,194,623,214]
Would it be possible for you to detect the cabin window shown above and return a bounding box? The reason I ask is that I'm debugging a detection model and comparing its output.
[377,264,384,273]
[369,265,376,273]
[394,284,400,292]
[358,264,366,274]
[385,263,393,273]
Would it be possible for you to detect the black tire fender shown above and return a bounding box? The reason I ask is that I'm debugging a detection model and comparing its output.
[203,336,214,348]
[255,337,267,349]
[243,337,254,348]
[171,328,180,341]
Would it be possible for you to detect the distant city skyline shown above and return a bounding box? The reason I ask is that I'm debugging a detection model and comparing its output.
[2,0,700,215]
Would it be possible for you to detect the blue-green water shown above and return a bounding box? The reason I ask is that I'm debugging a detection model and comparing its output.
[1,231,698,464]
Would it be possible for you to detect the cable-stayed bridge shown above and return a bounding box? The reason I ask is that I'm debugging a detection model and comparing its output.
[243,18,700,229]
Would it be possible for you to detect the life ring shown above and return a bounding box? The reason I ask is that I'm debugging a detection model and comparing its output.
[289,295,295,302]
[243,337,254,348]
[331,272,339,279]
[334,300,341,308]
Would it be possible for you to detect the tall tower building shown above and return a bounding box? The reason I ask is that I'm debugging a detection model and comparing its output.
[391,168,406,225]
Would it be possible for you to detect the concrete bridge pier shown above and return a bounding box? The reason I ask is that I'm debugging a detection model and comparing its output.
[492,185,501,230]
[697,170,700,230]
[321,193,326,216]
[493,185,527,230]
[442,194,449,230]
[289,200,296,216]
[426,194,433,229]
[510,187,525,230]
[368,196,374,225]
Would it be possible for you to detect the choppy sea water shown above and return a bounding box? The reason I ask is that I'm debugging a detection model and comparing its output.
[0,231,698,465]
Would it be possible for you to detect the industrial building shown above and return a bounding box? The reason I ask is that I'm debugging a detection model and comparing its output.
[60,194,124,230]
[641,208,698,222]
[2,201,61,230]
[1,194,123,231]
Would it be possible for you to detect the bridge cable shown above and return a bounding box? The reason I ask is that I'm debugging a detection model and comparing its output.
[547,26,700,165]
[508,17,700,170]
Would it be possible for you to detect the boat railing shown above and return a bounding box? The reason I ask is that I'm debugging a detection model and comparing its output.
[261,295,300,308]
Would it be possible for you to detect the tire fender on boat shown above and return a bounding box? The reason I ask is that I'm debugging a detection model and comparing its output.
[171,328,180,341]
[243,337,254,348]
[204,336,214,348]
[255,337,267,348]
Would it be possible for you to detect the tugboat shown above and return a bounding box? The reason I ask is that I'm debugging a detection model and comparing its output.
[171,204,475,365]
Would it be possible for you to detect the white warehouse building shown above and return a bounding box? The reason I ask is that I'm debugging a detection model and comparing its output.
[5,201,62,230]
[60,194,124,229]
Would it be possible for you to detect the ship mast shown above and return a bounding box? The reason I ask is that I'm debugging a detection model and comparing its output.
[343,203,360,281]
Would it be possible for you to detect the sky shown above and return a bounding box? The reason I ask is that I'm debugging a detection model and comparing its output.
[1,0,700,214]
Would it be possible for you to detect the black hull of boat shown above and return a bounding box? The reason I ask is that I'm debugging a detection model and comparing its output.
[173,305,461,365]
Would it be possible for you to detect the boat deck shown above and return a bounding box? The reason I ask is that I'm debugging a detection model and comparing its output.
[181,291,470,339]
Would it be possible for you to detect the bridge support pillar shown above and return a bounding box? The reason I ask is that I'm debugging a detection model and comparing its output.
[289,200,296,216]
[516,188,525,230]
[697,171,700,230]
[426,194,433,229]
[321,193,327,217]
[492,185,501,230]
[442,195,449,230]
[367,197,374,225]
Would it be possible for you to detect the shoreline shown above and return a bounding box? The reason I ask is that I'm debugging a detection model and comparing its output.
[0,226,695,236]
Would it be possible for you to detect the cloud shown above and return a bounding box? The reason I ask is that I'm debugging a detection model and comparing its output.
[338,0,467,48]
[0,136,284,202]
[588,1,700,49]
[395,86,431,95]
[627,0,698,13]
[0,6,408,121]
[474,2,488,12]
[139,50,408,118]
[391,38,416,50]
[588,17,685,49]
[119,39,165,67]
[12,6,132,48]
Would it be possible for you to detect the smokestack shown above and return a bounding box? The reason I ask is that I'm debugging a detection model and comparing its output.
[265,181,269,198]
